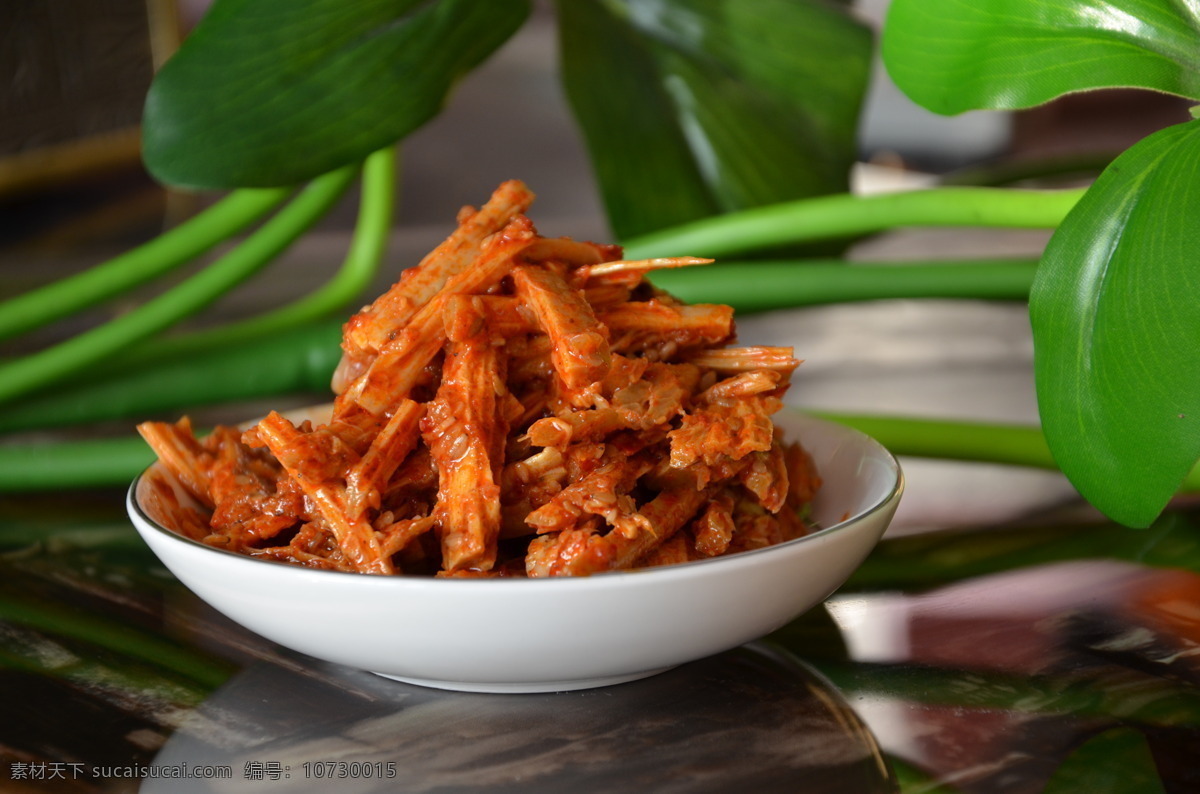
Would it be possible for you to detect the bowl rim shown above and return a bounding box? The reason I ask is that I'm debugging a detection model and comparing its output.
[127,412,904,588]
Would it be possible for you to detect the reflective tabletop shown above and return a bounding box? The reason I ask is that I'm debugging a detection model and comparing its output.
[4,475,1200,792]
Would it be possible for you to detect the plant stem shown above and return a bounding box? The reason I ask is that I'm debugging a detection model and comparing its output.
[0,436,154,490]
[814,411,1057,468]
[120,147,396,366]
[0,186,292,343]
[0,165,356,408]
[622,187,1085,259]
[812,411,1200,492]
[650,258,1039,313]
[0,320,342,433]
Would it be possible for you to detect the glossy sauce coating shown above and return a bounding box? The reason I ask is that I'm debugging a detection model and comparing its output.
[138,181,819,577]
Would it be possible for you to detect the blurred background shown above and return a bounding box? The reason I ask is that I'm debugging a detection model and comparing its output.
[4,0,1188,241]
[0,0,1192,533]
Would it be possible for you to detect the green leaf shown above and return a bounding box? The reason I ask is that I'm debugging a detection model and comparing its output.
[143,0,530,188]
[883,0,1200,115]
[1044,727,1165,794]
[1031,121,1200,527]
[556,0,871,239]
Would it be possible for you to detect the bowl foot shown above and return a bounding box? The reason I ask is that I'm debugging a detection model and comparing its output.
[371,666,676,694]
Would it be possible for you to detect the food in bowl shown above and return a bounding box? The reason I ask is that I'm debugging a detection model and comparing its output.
[130,411,901,692]
[136,180,820,578]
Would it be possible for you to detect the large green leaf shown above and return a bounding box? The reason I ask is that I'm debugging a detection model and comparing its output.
[556,0,871,239]
[1031,121,1200,528]
[883,0,1200,115]
[143,0,530,188]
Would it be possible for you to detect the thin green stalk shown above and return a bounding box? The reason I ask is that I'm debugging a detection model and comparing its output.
[0,186,292,342]
[813,411,1058,467]
[0,320,342,433]
[121,146,396,366]
[0,436,154,490]
[649,258,1039,314]
[811,411,1200,492]
[0,165,356,408]
[622,187,1085,260]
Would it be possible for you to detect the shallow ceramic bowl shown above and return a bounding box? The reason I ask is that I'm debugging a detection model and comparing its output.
[128,411,902,693]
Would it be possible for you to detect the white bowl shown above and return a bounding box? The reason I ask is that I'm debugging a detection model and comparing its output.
[127,411,902,693]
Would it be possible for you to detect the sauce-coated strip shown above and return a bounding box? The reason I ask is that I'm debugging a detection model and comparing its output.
[600,300,734,355]
[519,235,620,267]
[685,346,800,374]
[575,256,712,282]
[512,263,611,397]
[669,396,780,470]
[344,398,424,517]
[137,418,215,508]
[525,477,709,577]
[339,217,536,418]
[335,179,535,390]
[524,454,649,538]
[255,411,394,575]
[421,298,506,572]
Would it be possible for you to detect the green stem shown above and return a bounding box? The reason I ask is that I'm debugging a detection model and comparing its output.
[0,436,155,490]
[622,187,1085,259]
[814,411,1057,467]
[121,147,396,366]
[0,165,356,408]
[812,411,1200,492]
[0,187,292,343]
[0,320,342,433]
[649,258,1039,314]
